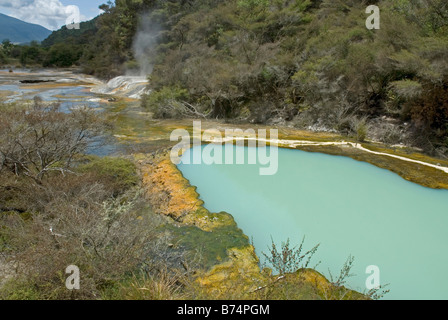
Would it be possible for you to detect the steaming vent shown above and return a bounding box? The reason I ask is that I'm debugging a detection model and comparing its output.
[91,76,150,99]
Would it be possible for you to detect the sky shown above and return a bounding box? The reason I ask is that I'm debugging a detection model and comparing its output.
[0,0,109,30]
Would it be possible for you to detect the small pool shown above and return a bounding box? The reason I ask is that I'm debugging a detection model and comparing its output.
[178,145,448,300]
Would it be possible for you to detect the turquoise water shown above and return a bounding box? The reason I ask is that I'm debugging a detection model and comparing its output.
[178,145,448,300]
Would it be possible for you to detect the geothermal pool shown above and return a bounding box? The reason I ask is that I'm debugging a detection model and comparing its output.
[178,145,448,300]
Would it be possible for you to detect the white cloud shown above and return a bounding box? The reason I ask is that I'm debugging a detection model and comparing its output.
[0,0,87,30]
[0,0,34,9]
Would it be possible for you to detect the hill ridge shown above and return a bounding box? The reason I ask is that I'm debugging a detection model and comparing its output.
[0,12,51,44]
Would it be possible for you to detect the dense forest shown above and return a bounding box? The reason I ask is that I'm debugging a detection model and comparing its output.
[1,0,447,156]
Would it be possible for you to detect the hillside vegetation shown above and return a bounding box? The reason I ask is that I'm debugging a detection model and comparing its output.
[1,0,447,154]
[141,0,448,156]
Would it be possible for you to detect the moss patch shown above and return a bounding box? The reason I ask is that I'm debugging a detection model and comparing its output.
[163,222,251,270]
[78,156,139,191]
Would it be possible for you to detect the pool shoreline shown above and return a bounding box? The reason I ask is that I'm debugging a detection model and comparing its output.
[134,130,448,299]
[194,130,448,190]
[177,143,448,299]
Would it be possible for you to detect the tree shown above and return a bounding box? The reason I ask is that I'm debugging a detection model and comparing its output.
[19,44,43,66]
[0,50,7,65]
[43,43,83,67]
[1,39,13,55]
[0,98,104,184]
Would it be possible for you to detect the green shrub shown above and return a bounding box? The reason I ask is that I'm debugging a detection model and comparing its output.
[263,237,320,275]
[356,121,368,142]
[0,50,8,64]
[390,80,422,101]
[78,156,139,196]
[124,60,140,73]
[142,86,190,118]
[0,278,42,300]
[43,43,83,67]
